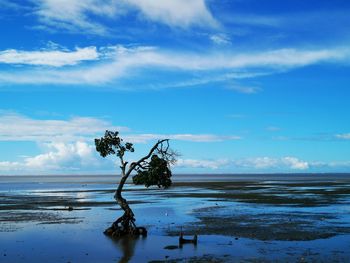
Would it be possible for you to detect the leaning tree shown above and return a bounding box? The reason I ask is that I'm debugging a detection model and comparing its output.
[95,130,176,238]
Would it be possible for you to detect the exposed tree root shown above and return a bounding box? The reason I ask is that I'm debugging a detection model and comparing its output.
[104,213,147,238]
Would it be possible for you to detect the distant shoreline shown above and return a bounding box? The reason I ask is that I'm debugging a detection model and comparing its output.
[1,172,350,176]
[1,173,350,184]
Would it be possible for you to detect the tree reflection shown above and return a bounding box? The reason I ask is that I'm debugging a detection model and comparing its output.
[114,236,142,263]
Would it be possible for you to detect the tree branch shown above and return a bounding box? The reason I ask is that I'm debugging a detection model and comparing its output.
[118,155,127,174]
[125,139,168,177]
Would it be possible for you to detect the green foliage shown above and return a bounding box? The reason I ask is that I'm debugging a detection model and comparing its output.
[95,130,174,189]
[133,155,172,188]
[95,130,134,158]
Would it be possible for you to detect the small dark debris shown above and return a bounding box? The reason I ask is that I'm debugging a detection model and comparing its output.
[164,245,179,250]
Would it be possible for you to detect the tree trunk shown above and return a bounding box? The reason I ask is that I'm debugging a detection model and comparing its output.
[114,175,136,232]
[104,174,147,238]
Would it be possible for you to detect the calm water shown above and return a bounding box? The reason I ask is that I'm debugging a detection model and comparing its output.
[2,173,350,183]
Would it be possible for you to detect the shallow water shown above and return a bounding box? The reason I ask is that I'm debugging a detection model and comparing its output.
[1,175,350,262]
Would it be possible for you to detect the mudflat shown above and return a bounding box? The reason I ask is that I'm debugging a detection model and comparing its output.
[1,175,350,262]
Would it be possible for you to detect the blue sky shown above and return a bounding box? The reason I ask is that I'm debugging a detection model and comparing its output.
[0,0,350,174]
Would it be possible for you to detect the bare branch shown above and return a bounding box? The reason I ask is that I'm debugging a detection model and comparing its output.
[126,139,168,177]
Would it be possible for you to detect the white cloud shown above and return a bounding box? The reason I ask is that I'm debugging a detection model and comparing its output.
[308,160,350,171]
[229,14,281,28]
[0,46,99,67]
[0,112,239,144]
[32,0,217,35]
[228,86,261,94]
[124,0,218,28]
[33,0,119,35]
[143,71,271,90]
[0,0,29,10]
[322,161,350,168]
[226,10,350,31]
[210,34,231,45]
[336,133,350,140]
[282,157,309,170]
[0,161,22,171]
[248,156,308,170]
[1,152,347,173]
[0,111,241,173]
[238,157,309,170]
[0,45,348,86]
[0,141,102,172]
[124,133,241,143]
[238,157,279,169]
[24,141,95,169]
[176,156,310,170]
[0,113,127,142]
[176,158,229,169]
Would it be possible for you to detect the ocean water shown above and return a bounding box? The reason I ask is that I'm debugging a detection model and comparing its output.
[1,172,350,183]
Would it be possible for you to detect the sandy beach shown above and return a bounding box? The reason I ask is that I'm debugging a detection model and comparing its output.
[1,175,350,262]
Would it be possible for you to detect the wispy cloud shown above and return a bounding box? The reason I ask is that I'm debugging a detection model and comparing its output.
[0,111,241,173]
[241,156,309,170]
[177,156,309,170]
[124,134,241,143]
[1,152,348,173]
[227,14,281,28]
[176,158,230,169]
[33,0,119,35]
[271,132,350,142]
[311,160,350,169]
[336,133,350,140]
[0,45,348,86]
[0,0,30,11]
[210,33,231,45]
[0,113,127,142]
[0,46,99,67]
[31,0,217,35]
[227,85,261,94]
[0,112,239,143]
[223,10,350,30]
[124,0,218,28]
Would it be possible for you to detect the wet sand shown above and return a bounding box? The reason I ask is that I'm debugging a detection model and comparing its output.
[169,181,350,241]
[1,175,350,262]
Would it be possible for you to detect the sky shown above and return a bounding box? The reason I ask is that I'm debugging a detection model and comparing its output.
[0,0,350,175]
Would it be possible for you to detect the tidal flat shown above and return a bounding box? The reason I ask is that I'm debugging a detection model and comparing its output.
[1,174,350,262]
